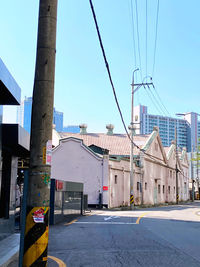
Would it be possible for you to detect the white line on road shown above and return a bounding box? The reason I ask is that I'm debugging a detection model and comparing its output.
[104,216,120,221]
[74,222,137,225]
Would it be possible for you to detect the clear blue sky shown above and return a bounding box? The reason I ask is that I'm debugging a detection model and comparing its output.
[2,0,200,133]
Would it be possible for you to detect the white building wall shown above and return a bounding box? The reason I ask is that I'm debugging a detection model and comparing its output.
[51,138,107,206]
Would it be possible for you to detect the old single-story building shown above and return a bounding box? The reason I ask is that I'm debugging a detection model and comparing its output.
[52,124,189,208]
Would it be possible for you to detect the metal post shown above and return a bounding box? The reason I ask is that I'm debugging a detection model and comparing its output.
[21,1,58,266]
[19,170,29,267]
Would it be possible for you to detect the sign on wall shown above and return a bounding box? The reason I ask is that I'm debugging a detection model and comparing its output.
[103,186,108,191]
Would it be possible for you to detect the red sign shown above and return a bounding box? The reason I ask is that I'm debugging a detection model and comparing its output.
[33,208,45,223]
[103,186,108,191]
[56,180,63,190]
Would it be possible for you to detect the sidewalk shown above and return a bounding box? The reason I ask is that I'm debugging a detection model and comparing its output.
[0,214,82,266]
[0,234,19,267]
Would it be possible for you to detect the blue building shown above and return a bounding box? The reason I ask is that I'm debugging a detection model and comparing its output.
[17,97,64,133]
[53,107,63,132]
[63,125,80,133]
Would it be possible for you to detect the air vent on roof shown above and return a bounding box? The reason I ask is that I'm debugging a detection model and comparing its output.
[106,124,114,135]
[79,124,87,134]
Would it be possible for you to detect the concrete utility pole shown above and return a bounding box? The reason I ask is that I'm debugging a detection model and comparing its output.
[22,1,58,266]
[196,148,199,200]
[191,146,194,202]
[175,127,179,204]
[129,71,154,210]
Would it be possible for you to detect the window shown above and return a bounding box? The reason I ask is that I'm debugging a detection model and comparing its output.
[137,182,140,190]
[145,182,147,190]
[174,186,175,194]
[135,115,138,121]
[168,186,170,194]
[163,185,165,194]
[170,170,172,178]
[158,184,161,194]
[115,175,117,184]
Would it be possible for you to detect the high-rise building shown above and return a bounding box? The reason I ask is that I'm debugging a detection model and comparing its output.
[134,105,200,152]
[53,108,63,132]
[63,125,80,133]
[17,97,63,133]
[17,96,32,133]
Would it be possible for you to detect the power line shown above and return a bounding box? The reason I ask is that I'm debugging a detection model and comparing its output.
[145,0,148,78]
[152,84,171,117]
[152,0,160,77]
[88,0,171,166]
[88,0,130,140]
[144,85,168,116]
[130,0,137,70]
[135,0,143,81]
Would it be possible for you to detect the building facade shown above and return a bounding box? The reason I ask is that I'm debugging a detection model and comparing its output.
[52,125,189,207]
[17,97,64,133]
[134,104,200,152]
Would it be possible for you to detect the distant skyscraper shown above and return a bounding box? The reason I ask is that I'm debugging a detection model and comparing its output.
[17,96,32,133]
[17,97,63,133]
[63,125,80,133]
[53,108,63,132]
[134,104,200,152]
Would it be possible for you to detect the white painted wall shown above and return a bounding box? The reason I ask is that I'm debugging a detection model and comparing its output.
[51,138,108,206]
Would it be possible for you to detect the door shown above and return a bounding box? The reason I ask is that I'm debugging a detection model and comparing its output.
[154,180,158,204]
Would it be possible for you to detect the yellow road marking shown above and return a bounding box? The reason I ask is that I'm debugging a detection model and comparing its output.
[136,213,147,224]
[64,219,77,226]
[48,256,66,267]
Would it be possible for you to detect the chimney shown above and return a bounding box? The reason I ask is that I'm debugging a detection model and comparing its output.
[106,124,114,135]
[79,124,87,134]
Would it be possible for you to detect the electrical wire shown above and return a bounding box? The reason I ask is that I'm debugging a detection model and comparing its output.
[88,0,173,166]
[88,0,131,141]
[152,0,160,78]
[144,86,168,116]
[152,85,171,117]
[130,0,137,71]
[135,0,143,81]
[145,0,148,79]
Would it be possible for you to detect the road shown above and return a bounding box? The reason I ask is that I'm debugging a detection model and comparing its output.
[48,202,200,267]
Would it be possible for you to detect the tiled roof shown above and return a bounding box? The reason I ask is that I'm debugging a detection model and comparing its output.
[59,132,150,155]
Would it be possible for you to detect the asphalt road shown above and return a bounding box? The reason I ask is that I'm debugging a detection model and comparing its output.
[48,202,200,267]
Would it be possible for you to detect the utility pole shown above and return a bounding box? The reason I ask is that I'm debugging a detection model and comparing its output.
[129,70,154,210]
[21,1,58,266]
[191,146,194,202]
[196,147,199,200]
[175,127,179,204]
